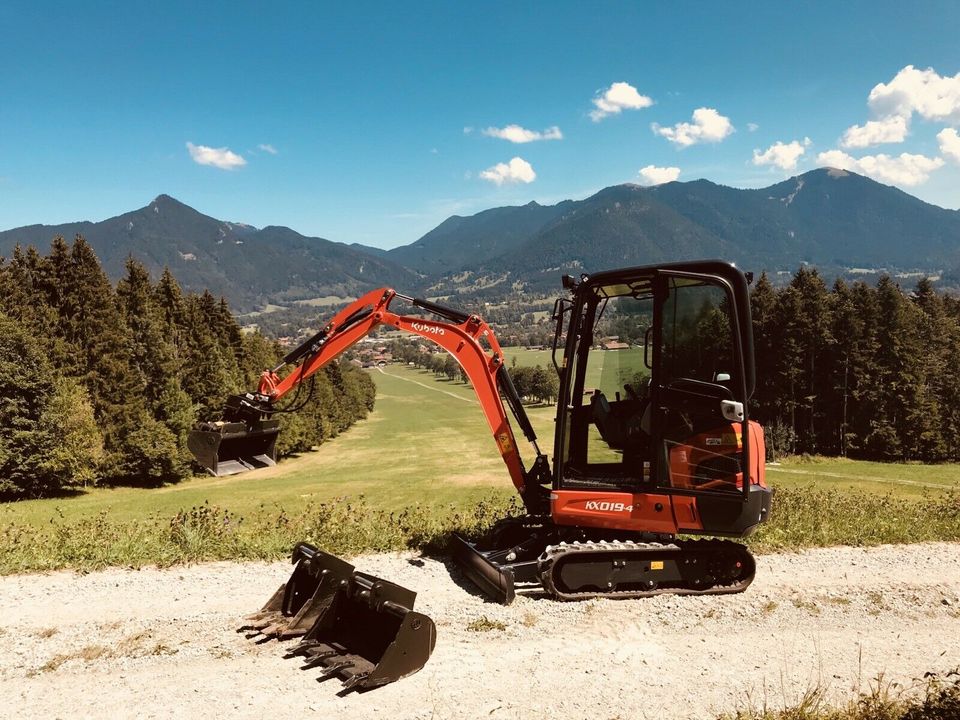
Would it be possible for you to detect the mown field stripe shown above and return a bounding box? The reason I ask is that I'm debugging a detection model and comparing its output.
[376,366,477,403]
[767,465,954,490]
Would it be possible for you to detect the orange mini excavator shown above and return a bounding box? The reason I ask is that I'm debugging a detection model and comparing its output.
[188,260,772,690]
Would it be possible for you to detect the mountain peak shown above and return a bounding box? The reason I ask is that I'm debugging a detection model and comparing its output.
[149,194,193,210]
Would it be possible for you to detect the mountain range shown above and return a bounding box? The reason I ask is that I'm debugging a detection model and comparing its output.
[2,168,958,311]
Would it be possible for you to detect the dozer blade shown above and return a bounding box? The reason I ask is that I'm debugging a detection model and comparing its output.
[187,419,280,477]
[243,543,436,692]
[450,533,517,605]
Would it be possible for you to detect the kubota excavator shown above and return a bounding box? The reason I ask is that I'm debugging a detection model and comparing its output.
[188,260,772,691]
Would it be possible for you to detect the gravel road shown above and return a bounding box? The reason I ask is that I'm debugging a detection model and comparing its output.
[2,543,959,720]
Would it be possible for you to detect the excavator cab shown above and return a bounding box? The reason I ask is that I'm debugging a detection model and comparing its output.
[551,260,768,534]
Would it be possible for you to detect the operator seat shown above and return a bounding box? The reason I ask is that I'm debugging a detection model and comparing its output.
[590,390,651,451]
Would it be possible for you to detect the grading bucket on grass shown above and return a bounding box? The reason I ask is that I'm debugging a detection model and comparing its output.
[240,543,436,692]
[187,419,280,476]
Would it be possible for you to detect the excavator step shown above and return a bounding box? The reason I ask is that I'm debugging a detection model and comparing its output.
[240,543,436,692]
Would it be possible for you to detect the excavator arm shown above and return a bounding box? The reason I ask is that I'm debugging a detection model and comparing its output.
[188,288,551,511]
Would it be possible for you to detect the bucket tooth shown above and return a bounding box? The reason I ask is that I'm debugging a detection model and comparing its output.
[318,661,355,682]
[342,672,370,691]
[300,650,341,670]
[284,640,323,659]
[238,615,278,632]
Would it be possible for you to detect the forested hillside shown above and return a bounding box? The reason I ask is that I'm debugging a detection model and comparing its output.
[0,236,375,498]
[751,269,960,461]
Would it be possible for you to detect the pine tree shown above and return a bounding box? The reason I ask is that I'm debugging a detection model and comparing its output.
[154,267,187,338]
[827,280,864,455]
[865,277,914,459]
[906,278,949,460]
[0,314,102,497]
[116,257,195,478]
[180,293,242,416]
[116,257,179,405]
[59,236,150,480]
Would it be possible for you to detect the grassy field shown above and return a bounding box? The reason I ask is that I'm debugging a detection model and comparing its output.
[503,346,635,391]
[7,355,954,529]
[1,366,548,528]
[1,356,959,572]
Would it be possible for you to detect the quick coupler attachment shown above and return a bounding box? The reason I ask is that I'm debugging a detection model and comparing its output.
[241,543,437,692]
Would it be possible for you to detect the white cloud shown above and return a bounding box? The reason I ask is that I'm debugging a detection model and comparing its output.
[590,82,653,122]
[817,149,944,186]
[186,142,247,170]
[638,165,681,185]
[482,124,563,143]
[868,65,960,124]
[653,108,735,147]
[479,157,536,185]
[752,138,812,170]
[463,126,475,135]
[840,116,909,148]
[258,143,278,155]
[747,122,760,132]
[938,128,960,164]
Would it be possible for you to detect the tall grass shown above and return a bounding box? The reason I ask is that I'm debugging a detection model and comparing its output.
[749,486,960,552]
[719,670,960,720]
[0,487,960,574]
[0,494,521,574]
[1,486,958,574]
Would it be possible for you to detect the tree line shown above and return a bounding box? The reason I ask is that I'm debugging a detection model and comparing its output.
[750,268,960,461]
[384,337,559,404]
[0,236,375,499]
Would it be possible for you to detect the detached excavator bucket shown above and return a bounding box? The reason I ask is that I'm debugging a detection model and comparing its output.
[240,543,436,692]
[187,419,280,476]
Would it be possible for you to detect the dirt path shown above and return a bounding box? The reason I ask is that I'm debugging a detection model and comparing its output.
[2,543,959,720]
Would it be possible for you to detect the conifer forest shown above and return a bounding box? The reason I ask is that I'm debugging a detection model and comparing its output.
[0,236,374,498]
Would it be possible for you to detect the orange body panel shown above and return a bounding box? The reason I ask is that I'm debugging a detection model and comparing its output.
[552,421,765,535]
[551,490,682,534]
[667,419,766,490]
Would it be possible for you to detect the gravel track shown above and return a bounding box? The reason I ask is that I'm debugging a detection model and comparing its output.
[2,543,959,719]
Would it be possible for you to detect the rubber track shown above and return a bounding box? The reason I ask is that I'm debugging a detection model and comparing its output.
[538,538,755,601]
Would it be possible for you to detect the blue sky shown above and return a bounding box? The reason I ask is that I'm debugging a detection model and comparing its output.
[2,1,959,249]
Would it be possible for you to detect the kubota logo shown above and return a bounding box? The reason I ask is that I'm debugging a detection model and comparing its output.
[584,500,634,513]
[412,322,444,335]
